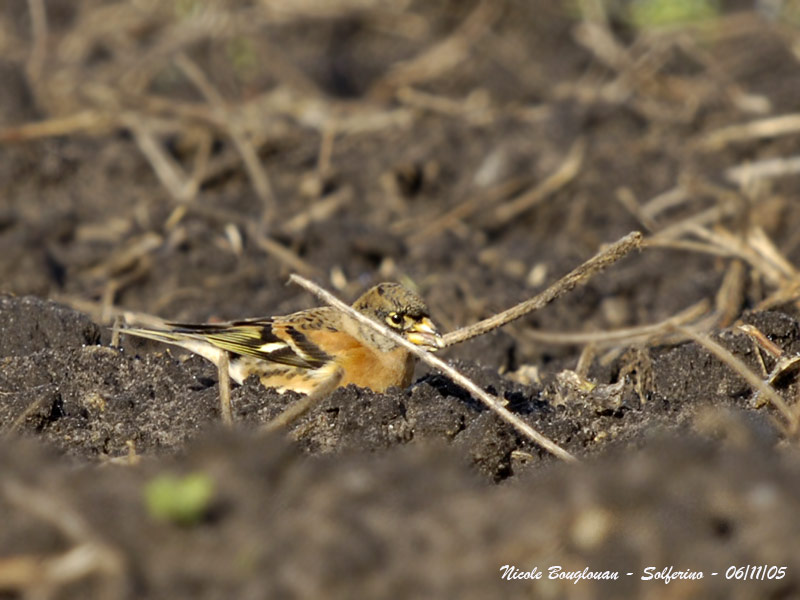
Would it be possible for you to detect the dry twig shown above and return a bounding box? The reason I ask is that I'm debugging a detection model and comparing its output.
[700,113,800,150]
[675,325,797,433]
[24,0,47,84]
[262,369,344,433]
[122,113,195,202]
[488,138,586,228]
[725,155,800,186]
[370,0,501,97]
[1,479,125,597]
[443,231,643,346]
[403,176,529,244]
[1,385,54,435]
[177,203,318,276]
[217,351,233,427]
[174,53,276,220]
[520,299,709,348]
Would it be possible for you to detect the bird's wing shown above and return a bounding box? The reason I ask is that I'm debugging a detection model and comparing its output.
[124,310,335,370]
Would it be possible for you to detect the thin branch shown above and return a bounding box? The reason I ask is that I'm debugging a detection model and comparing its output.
[1,386,53,435]
[700,113,800,150]
[725,154,800,186]
[217,351,233,427]
[615,187,658,232]
[0,110,113,142]
[251,231,318,277]
[369,0,501,97]
[443,231,643,346]
[174,53,276,220]
[25,0,48,84]
[686,225,794,288]
[2,479,125,596]
[521,299,709,347]
[643,237,739,258]
[403,176,529,244]
[289,274,577,463]
[262,368,343,433]
[675,325,797,433]
[177,203,319,276]
[489,138,586,228]
[122,113,194,202]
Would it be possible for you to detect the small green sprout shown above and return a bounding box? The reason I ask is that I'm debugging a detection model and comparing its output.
[629,0,720,28]
[144,472,215,526]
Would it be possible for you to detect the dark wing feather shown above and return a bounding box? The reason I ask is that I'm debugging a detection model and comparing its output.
[164,318,329,369]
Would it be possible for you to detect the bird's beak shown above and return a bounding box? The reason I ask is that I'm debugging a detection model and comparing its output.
[406,317,445,351]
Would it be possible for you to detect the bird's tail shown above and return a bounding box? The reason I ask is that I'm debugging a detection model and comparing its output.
[120,326,225,366]
[122,326,194,345]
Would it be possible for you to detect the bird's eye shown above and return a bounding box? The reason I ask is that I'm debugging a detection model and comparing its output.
[387,313,403,327]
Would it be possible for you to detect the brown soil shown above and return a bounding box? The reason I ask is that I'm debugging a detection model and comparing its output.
[2,2,800,598]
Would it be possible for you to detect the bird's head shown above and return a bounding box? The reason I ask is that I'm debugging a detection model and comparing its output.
[352,282,445,352]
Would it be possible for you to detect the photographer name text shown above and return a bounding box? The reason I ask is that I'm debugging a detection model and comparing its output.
[499,564,787,585]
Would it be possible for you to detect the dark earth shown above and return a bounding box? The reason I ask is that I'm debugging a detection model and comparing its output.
[3,1,800,598]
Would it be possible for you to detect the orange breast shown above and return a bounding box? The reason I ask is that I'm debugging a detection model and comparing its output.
[337,345,416,392]
[274,328,417,393]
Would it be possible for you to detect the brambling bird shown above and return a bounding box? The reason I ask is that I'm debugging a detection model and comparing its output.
[123,282,444,394]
